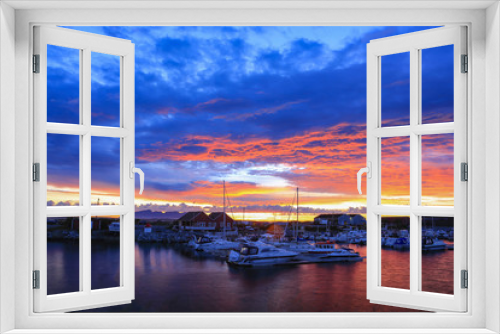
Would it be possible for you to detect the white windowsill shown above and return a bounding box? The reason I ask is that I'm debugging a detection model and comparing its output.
[0,1,498,333]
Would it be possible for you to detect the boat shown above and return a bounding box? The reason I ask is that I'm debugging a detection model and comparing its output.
[436,230,449,239]
[347,230,361,244]
[190,181,240,252]
[309,247,363,262]
[108,222,120,232]
[422,231,447,251]
[392,237,410,250]
[392,230,410,250]
[300,242,362,261]
[194,236,239,252]
[187,235,207,248]
[358,230,367,245]
[275,241,363,262]
[336,232,349,244]
[227,242,299,267]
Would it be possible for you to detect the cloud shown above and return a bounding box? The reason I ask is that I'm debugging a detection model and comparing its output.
[49,26,453,215]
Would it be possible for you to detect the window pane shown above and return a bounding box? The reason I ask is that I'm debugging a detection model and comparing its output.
[91,137,121,205]
[47,134,80,206]
[381,216,410,290]
[381,137,410,205]
[47,217,80,295]
[47,45,80,124]
[91,52,120,127]
[421,45,454,124]
[91,216,121,290]
[381,52,410,127]
[421,217,454,294]
[421,134,454,206]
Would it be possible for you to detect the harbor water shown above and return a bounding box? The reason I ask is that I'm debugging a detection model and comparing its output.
[46,241,454,313]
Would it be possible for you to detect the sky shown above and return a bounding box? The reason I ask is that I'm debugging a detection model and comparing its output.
[46,26,454,221]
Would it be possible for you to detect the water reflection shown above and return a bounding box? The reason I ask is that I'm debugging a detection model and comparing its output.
[48,242,455,312]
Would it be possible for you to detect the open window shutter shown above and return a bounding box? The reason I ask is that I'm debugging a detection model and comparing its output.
[33,26,136,312]
[365,26,467,312]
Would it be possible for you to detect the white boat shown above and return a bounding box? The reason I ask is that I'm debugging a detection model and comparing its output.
[436,230,449,239]
[336,232,349,244]
[357,230,367,245]
[300,242,363,261]
[276,241,316,253]
[276,241,363,262]
[392,230,410,250]
[392,237,410,250]
[422,235,448,251]
[187,235,204,248]
[227,242,299,267]
[108,222,120,232]
[347,230,361,244]
[191,236,239,252]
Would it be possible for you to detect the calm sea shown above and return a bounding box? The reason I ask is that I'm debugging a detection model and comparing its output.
[46,242,453,313]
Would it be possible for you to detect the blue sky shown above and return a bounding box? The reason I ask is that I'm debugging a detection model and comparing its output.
[46,26,454,219]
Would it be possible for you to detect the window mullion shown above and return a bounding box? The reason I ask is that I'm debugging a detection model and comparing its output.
[82,48,92,294]
[409,47,420,294]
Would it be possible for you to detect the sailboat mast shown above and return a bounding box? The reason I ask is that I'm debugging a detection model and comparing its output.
[223,180,226,240]
[296,187,299,239]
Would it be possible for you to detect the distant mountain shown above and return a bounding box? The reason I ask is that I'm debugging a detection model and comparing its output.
[135,210,184,220]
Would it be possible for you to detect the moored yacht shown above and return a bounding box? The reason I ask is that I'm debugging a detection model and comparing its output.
[227,242,299,267]
[190,235,239,252]
[275,241,363,262]
[422,231,448,251]
[301,242,363,262]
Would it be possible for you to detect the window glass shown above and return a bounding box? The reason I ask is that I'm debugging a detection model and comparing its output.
[421,217,454,294]
[47,45,80,124]
[47,217,80,295]
[91,216,121,290]
[381,137,410,205]
[91,137,121,205]
[421,134,454,206]
[381,216,410,290]
[381,52,410,127]
[421,45,454,124]
[91,52,121,127]
[47,134,80,206]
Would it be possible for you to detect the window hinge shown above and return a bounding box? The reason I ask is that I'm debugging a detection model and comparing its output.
[33,54,40,73]
[33,163,40,182]
[33,270,40,289]
[461,270,468,289]
[461,54,468,73]
[461,162,468,181]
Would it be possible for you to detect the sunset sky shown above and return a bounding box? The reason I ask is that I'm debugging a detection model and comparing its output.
[46,26,454,221]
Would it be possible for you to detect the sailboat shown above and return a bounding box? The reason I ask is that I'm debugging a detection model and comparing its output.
[195,180,239,252]
[282,187,301,242]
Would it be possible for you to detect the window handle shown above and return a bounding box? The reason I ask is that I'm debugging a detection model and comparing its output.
[129,162,145,195]
[357,162,371,195]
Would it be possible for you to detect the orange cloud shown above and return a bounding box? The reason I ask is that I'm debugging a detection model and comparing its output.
[48,123,455,215]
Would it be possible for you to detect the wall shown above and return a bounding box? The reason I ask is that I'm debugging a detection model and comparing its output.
[11,5,490,331]
[485,2,500,333]
[0,2,16,333]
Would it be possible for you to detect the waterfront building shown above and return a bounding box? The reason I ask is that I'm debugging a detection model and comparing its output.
[208,212,234,231]
[177,211,215,231]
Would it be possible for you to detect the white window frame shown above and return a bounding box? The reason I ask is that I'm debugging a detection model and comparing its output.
[366,26,467,312]
[33,26,136,313]
[1,1,499,333]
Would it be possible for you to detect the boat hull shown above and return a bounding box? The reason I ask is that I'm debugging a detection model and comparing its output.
[227,250,298,267]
